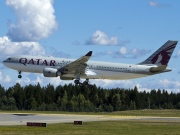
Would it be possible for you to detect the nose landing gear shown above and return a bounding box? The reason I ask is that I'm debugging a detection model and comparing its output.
[18,71,22,78]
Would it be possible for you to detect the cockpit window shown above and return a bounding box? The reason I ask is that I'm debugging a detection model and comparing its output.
[7,58,11,60]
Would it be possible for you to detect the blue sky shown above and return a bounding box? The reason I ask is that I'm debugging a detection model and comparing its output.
[0,0,180,92]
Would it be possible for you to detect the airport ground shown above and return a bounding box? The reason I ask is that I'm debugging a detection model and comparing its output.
[0,110,180,135]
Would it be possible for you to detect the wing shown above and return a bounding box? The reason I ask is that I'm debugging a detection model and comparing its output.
[61,51,92,76]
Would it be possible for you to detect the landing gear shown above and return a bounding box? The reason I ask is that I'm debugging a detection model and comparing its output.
[74,79,80,85]
[18,71,22,78]
[74,78,94,89]
[83,79,89,85]
[18,75,22,78]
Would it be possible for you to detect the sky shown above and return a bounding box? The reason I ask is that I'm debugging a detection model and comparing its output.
[0,0,180,92]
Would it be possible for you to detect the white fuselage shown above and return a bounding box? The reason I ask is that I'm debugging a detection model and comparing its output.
[2,55,163,80]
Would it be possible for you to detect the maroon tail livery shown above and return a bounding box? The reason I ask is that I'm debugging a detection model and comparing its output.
[139,40,178,65]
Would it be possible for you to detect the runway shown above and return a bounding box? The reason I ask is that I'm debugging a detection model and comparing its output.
[0,113,180,126]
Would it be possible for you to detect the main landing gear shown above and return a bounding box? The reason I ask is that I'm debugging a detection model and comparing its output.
[74,79,94,89]
[74,79,89,86]
[18,71,22,78]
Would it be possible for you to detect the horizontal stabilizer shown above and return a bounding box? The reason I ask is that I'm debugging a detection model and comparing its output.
[150,65,167,72]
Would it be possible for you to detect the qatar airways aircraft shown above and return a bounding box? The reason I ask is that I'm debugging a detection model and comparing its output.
[3,40,178,87]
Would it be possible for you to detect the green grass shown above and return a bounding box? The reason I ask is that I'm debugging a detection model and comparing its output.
[110,109,180,117]
[0,121,180,135]
[1,110,180,135]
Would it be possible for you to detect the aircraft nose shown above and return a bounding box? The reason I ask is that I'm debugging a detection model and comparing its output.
[3,60,5,63]
[3,60,8,66]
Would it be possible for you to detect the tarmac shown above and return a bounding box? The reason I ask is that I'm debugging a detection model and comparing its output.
[0,113,180,126]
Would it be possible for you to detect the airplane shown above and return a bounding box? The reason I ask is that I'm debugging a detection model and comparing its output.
[3,40,178,87]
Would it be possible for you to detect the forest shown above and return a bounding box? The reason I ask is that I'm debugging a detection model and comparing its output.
[0,83,180,112]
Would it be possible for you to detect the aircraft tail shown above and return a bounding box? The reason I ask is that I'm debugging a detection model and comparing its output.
[139,40,178,66]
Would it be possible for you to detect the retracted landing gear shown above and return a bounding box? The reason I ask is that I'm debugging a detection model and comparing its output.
[18,71,22,78]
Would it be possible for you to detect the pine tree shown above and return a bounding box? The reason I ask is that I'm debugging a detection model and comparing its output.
[61,91,68,111]
[13,83,24,110]
[112,94,121,111]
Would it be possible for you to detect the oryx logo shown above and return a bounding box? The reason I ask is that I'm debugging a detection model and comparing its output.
[151,43,176,65]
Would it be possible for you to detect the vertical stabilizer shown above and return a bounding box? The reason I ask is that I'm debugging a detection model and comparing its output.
[139,40,178,65]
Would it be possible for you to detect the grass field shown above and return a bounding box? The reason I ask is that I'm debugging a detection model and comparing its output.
[0,121,180,135]
[1,109,180,135]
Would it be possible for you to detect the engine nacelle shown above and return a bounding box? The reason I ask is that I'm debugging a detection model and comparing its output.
[43,68,61,77]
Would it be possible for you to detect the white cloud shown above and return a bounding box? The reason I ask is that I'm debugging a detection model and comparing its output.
[0,0,55,61]
[132,48,137,54]
[6,0,57,41]
[0,72,3,81]
[85,30,119,45]
[0,71,12,83]
[178,49,180,56]
[0,36,45,61]
[90,78,180,93]
[90,79,136,89]
[119,47,127,55]
[149,1,159,7]
[93,47,151,59]
[0,0,70,89]
[109,47,151,59]
[158,79,180,89]
[49,47,71,58]
[4,75,11,83]
[136,79,180,93]
[149,1,170,8]
[1,69,180,93]
[15,74,74,88]
[130,48,151,58]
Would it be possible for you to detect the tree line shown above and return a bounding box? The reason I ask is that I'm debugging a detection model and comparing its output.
[0,83,180,112]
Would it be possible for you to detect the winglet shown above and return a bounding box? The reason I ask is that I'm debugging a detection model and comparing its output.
[85,51,93,56]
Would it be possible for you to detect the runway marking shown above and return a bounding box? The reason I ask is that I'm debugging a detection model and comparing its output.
[99,115,144,119]
[98,115,180,119]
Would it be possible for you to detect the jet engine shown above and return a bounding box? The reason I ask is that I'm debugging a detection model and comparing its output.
[43,68,61,77]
